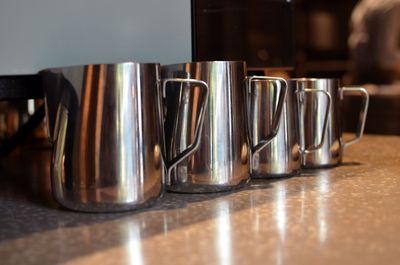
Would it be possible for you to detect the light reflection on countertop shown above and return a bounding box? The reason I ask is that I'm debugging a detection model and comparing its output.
[317,172,329,244]
[216,201,232,265]
[1,134,400,265]
[125,219,144,265]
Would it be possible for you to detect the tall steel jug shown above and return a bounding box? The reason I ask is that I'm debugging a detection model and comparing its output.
[292,78,369,168]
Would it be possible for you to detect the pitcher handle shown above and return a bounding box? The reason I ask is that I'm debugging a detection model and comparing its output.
[245,76,287,156]
[341,87,369,150]
[296,89,332,154]
[161,78,209,179]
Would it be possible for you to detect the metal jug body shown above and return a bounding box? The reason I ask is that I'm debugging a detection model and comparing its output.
[251,84,300,177]
[41,62,164,212]
[292,78,369,168]
[162,61,250,192]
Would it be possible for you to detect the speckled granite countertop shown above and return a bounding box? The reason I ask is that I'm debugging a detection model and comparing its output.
[1,134,400,265]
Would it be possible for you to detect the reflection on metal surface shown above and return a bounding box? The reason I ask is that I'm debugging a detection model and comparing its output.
[162,61,250,192]
[161,77,209,184]
[41,63,164,212]
[246,76,287,159]
[52,104,68,201]
[250,79,298,177]
[291,78,369,168]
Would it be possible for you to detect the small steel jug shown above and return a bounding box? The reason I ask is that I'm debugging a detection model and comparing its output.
[293,78,369,168]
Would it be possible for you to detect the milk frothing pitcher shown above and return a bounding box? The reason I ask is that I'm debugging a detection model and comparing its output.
[161,61,249,192]
[293,78,369,168]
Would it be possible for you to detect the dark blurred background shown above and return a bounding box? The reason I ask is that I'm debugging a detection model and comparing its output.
[192,0,400,135]
[192,0,360,77]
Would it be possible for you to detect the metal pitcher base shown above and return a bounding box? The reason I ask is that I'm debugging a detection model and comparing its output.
[301,160,341,169]
[55,195,163,213]
[251,170,299,179]
[53,182,164,213]
[301,155,343,169]
[167,178,250,194]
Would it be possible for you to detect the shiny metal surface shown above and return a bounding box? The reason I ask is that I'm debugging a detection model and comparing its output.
[292,78,369,168]
[2,134,400,265]
[161,61,249,192]
[251,82,300,177]
[41,62,164,212]
[250,80,330,177]
[161,78,209,181]
[246,76,287,166]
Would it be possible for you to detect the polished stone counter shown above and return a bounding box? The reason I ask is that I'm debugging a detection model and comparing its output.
[1,134,400,265]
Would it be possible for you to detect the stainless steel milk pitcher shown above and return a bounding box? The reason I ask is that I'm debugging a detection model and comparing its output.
[41,62,208,212]
[42,63,164,212]
[246,76,288,175]
[162,61,248,192]
[293,78,369,168]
